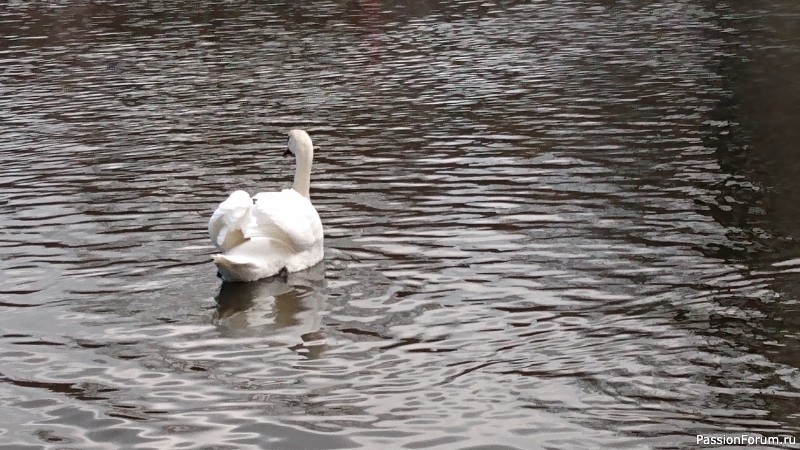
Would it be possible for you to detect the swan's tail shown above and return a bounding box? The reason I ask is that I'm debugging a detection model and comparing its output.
[212,254,261,282]
[211,237,290,282]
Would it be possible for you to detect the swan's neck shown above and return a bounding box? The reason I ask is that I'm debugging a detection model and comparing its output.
[293,151,312,199]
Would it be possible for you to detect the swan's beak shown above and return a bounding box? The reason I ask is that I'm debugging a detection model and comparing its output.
[283,148,293,157]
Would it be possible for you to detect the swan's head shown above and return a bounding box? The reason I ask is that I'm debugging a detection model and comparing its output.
[284,129,314,159]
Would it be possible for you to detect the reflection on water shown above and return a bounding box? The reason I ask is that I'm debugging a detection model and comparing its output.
[214,263,328,356]
[0,0,799,449]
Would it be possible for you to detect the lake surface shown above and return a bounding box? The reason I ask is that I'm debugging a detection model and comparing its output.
[1,1,799,449]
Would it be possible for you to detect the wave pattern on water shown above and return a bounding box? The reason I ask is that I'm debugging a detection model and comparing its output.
[0,1,799,449]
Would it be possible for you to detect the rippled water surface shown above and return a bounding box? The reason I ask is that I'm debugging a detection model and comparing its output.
[1,1,800,449]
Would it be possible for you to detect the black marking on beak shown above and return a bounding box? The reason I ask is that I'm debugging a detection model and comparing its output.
[283,148,293,157]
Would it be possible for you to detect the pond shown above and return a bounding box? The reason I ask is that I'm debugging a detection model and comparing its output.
[0,1,798,448]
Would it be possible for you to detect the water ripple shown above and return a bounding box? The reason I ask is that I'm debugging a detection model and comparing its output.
[0,0,799,449]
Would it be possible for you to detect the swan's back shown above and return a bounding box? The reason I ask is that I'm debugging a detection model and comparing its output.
[250,189,323,251]
[209,188,324,282]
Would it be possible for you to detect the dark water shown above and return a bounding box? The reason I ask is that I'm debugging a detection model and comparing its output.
[1,1,799,448]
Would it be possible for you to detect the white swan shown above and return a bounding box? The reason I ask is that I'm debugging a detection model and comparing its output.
[208,129,324,282]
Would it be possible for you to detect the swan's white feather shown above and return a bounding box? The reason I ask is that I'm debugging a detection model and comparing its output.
[208,190,253,252]
[248,189,323,251]
[212,237,294,282]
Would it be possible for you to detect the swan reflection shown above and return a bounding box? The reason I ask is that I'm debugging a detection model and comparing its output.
[213,262,327,355]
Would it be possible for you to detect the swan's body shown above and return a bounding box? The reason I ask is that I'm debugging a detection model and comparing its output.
[208,129,323,282]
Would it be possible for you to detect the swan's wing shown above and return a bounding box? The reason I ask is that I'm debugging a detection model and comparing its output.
[208,190,254,252]
[247,189,323,251]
